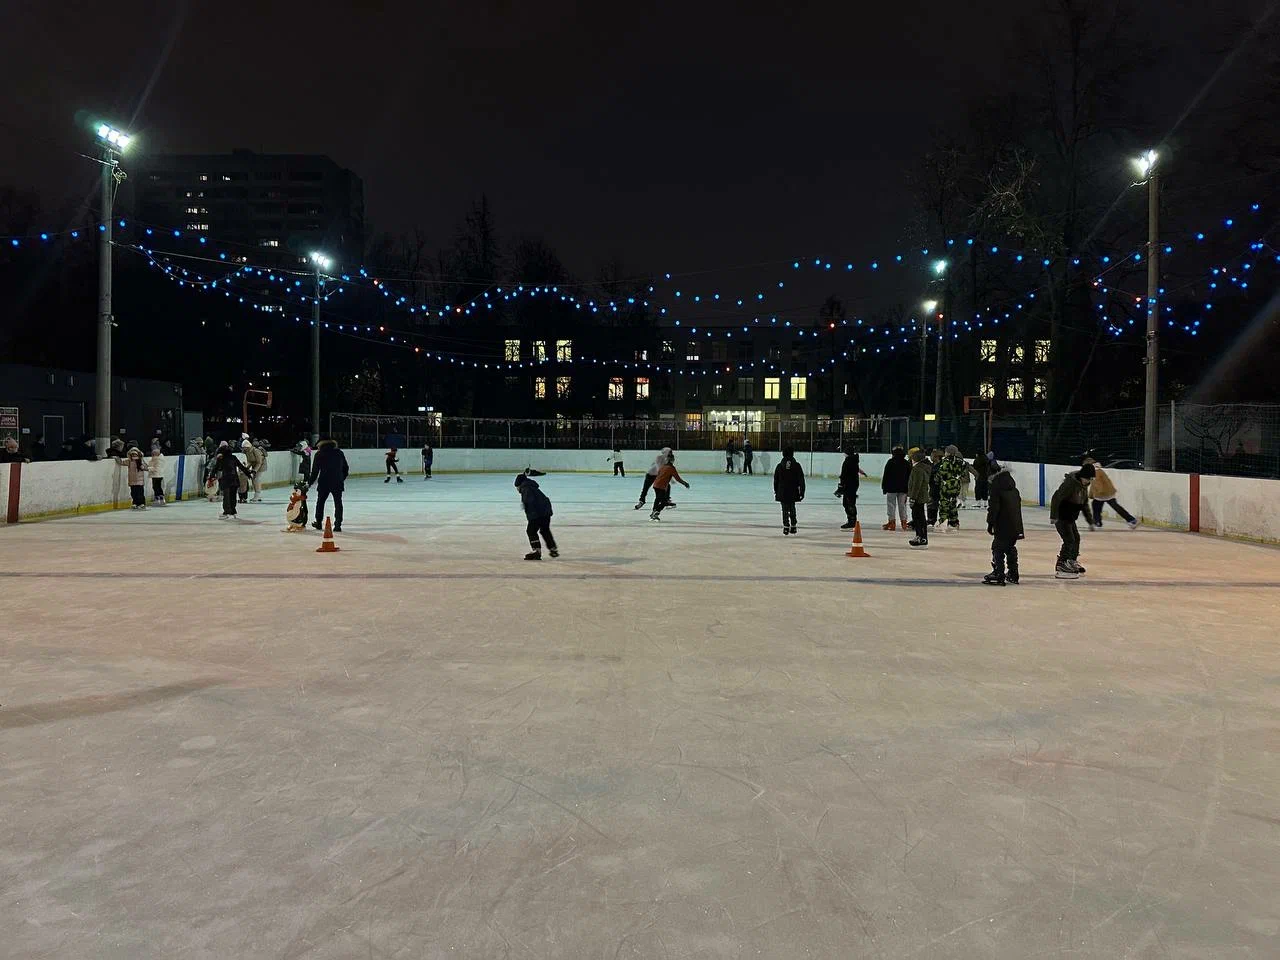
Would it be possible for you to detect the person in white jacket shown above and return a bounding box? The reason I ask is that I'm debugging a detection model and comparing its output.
[148,443,166,505]
[634,447,674,510]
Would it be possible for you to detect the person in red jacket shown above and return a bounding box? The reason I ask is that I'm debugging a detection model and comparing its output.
[649,453,690,521]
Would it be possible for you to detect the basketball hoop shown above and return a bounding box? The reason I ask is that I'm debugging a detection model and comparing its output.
[243,388,273,436]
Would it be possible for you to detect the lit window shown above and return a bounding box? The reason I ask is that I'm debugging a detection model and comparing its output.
[635,377,650,399]
[764,377,780,400]
[1011,344,1025,363]
[504,339,520,361]
[1035,339,1051,364]
[532,340,547,361]
[686,343,700,361]
[1033,377,1047,400]
[1007,379,1024,400]
[221,174,232,182]
[686,412,703,430]
[635,349,648,361]
[608,378,624,400]
[534,377,546,399]
[184,206,203,215]
[198,174,209,182]
[186,223,209,232]
[980,339,997,363]
[738,377,755,400]
[979,380,995,400]
[712,383,725,398]
[259,238,280,248]
[556,376,571,398]
[556,339,573,362]
[661,340,674,357]
[790,376,807,401]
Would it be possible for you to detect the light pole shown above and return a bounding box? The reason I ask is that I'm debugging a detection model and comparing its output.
[1134,150,1160,470]
[927,258,948,421]
[92,122,133,456]
[309,252,332,444]
[921,299,938,420]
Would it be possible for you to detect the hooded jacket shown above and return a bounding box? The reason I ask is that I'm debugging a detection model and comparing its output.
[935,452,970,496]
[515,475,553,520]
[1050,471,1091,523]
[308,439,350,491]
[773,456,806,502]
[1088,466,1118,501]
[122,449,148,485]
[880,448,911,494]
[908,457,932,502]
[985,466,1024,541]
[214,448,251,485]
[837,453,865,496]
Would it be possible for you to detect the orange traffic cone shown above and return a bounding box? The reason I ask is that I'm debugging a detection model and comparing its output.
[316,516,341,553]
[845,521,870,558]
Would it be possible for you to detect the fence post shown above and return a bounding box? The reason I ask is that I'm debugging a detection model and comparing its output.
[610,423,614,452]
[1170,401,1176,472]
[472,419,476,448]
[508,420,512,448]
[542,420,546,448]
[578,418,582,449]
[375,419,380,449]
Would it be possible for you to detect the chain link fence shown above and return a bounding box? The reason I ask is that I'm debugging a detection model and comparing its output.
[329,405,1280,478]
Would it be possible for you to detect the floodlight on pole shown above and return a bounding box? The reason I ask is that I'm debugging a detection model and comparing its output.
[922,299,939,314]
[309,252,332,443]
[88,120,133,455]
[1132,149,1158,182]
[95,122,133,153]
[932,259,948,276]
[310,251,333,271]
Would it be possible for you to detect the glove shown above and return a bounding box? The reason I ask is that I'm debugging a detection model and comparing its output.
[834,487,843,498]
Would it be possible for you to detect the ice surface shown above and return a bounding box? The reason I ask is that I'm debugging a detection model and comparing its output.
[2,471,1278,958]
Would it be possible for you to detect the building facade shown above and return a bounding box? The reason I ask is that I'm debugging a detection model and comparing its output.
[127,150,364,267]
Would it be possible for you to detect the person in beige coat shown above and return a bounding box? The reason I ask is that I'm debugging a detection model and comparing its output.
[1083,458,1138,529]
[241,440,266,502]
[119,446,149,509]
[148,443,167,505]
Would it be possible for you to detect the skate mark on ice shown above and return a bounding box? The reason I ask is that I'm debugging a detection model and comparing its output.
[494,773,613,843]
[0,677,228,729]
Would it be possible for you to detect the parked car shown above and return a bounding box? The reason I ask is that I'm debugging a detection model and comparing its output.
[1104,458,1144,471]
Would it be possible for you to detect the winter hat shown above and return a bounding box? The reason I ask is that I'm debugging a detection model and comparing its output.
[218,440,229,450]
[1082,456,1097,466]
[945,444,960,456]
[126,446,142,457]
[1078,463,1096,479]
[910,448,925,463]
[782,446,795,460]
[514,473,529,487]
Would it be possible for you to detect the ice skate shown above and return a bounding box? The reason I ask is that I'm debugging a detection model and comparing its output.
[396,476,403,483]
[1127,519,1138,530]
[783,526,791,536]
[1055,562,1079,579]
[311,519,323,531]
[524,550,542,560]
[789,525,797,535]
[332,524,342,533]
[549,548,559,558]
[384,477,391,483]
[882,519,896,531]
[840,521,855,530]
[649,513,660,522]
[634,501,645,510]
[1006,573,1020,584]
[908,537,928,548]
[1070,560,1086,574]
[982,572,1006,586]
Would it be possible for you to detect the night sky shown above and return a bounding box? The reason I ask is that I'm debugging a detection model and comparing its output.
[4,0,1258,286]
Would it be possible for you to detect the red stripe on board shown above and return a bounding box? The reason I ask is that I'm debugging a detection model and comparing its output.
[1189,473,1200,533]
[6,462,20,524]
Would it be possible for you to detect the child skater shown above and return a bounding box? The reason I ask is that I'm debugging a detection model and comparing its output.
[607,448,625,477]
[148,442,166,505]
[213,441,254,520]
[1049,462,1094,578]
[649,452,690,521]
[635,447,673,510]
[984,458,1024,584]
[120,446,148,510]
[515,473,558,560]
[385,447,403,483]
[421,442,433,479]
[773,446,805,535]
[907,448,932,548]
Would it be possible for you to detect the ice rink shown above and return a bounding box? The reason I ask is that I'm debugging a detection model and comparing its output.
[2,470,1278,959]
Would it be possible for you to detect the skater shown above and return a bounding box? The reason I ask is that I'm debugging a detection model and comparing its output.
[148,443,166,505]
[984,459,1024,584]
[385,446,404,483]
[926,448,943,527]
[119,446,148,509]
[834,448,868,530]
[608,448,625,477]
[308,439,350,533]
[635,447,672,509]
[908,448,932,548]
[773,446,805,535]
[880,445,911,530]
[725,436,737,474]
[212,442,253,519]
[935,445,971,531]
[421,442,433,479]
[649,452,689,521]
[239,440,262,503]
[0,437,29,463]
[294,439,313,480]
[1083,458,1138,529]
[515,473,559,559]
[284,481,310,532]
[742,439,753,475]
[972,451,992,508]
[1049,462,1095,578]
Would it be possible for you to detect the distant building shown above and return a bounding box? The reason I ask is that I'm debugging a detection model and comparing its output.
[128,150,364,267]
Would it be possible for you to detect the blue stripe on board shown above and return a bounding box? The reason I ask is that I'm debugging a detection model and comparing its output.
[175,454,186,500]
[1038,462,1046,506]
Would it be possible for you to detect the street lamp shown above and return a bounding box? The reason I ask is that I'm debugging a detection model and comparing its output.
[1133,149,1160,470]
[309,252,332,443]
[920,299,940,420]
[91,120,134,456]
[932,259,948,277]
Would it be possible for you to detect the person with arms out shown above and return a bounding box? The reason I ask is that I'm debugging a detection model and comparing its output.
[650,453,690,521]
[984,459,1024,585]
[212,442,253,520]
[773,446,805,535]
[607,448,625,477]
[1050,463,1095,579]
[1083,458,1138,530]
[385,447,404,483]
[879,445,910,530]
[907,448,932,548]
[515,473,559,560]
[308,439,350,533]
[835,448,869,530]
[119,446,149,510]
[635,447,673,510]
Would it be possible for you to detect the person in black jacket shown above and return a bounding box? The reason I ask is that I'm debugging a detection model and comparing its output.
[515,473,558,559]
[879,446,911,530]
[972,452,993,507]
[741,439,753,475]
[308,439,350,532]
[984,461,1024,585]
[1049,462,1094,579]
[212,442,253,519]
[725,437,737,474]
[834,449,869,530]
[773,446,805,535]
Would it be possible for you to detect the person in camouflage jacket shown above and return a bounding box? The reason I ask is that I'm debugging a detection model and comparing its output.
[935,444,974,530]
